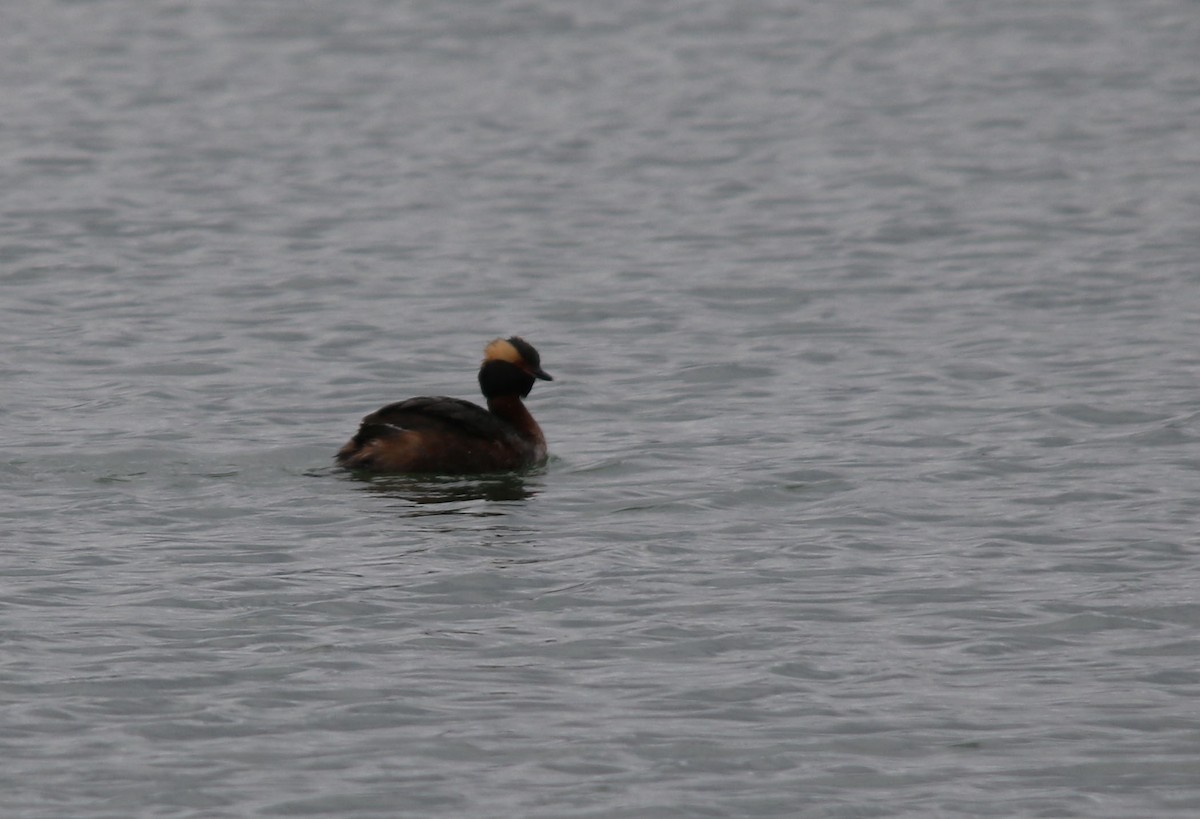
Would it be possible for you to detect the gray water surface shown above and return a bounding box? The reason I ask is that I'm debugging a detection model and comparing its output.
[4,1,1200,817]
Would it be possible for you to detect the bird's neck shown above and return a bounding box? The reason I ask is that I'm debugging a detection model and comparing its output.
[487,395,543,442]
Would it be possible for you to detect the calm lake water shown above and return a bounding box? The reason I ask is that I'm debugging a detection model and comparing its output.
[4,1,1200,816]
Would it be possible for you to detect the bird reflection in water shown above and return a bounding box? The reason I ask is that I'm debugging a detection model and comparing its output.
[346,471,539,511]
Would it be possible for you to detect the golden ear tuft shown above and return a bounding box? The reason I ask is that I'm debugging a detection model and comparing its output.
[483,338,523,365]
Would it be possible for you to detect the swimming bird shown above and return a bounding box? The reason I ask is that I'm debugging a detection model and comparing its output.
[336,336,552,474]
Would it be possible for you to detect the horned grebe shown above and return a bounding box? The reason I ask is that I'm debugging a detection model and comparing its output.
[336,336,552,474]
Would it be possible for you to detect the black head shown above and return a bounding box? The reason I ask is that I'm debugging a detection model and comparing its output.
[478,337,552,399]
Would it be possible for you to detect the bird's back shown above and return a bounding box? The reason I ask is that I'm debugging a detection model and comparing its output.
[336,396,533,473]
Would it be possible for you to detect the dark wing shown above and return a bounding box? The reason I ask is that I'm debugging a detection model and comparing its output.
[351,396,512,444]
